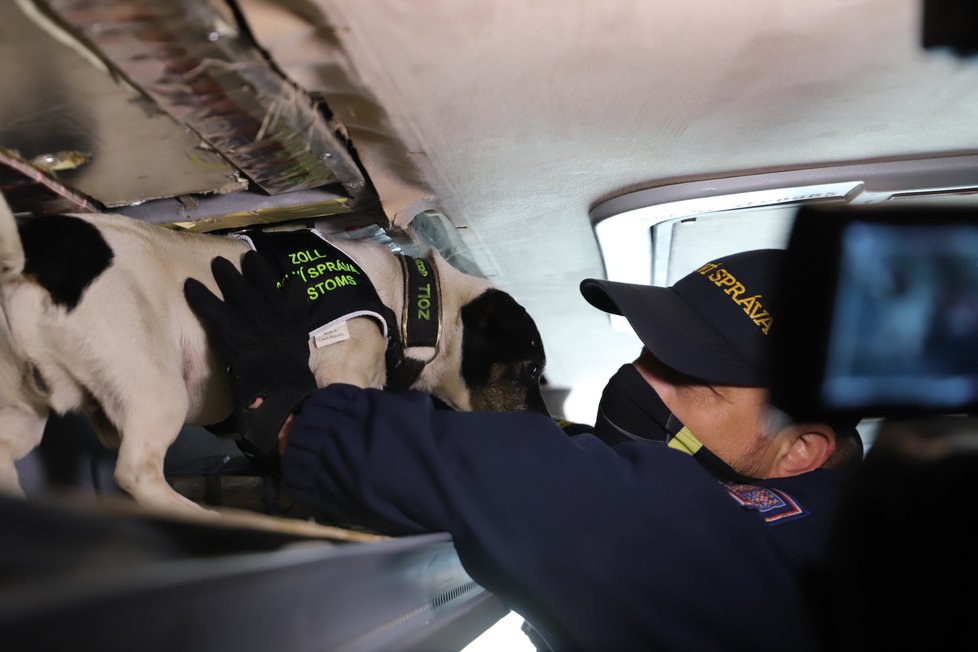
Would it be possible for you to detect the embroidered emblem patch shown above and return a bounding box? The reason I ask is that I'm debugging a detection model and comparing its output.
[724,483,808,525]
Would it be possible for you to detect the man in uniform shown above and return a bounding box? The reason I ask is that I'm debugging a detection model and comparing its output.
[186,248,861,651]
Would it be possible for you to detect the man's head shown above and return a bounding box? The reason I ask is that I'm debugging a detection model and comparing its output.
[581,249,861,480]
[631,348,856,479]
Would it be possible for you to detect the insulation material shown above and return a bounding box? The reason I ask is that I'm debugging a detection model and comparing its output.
[42,0,366,198]
[235,0,437,225]
[0,0,245,209]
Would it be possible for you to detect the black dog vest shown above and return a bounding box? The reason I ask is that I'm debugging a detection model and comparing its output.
[236,229,394,343]
[235,228,444,392]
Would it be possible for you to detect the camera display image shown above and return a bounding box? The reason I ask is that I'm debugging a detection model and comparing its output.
[822,222,978,410]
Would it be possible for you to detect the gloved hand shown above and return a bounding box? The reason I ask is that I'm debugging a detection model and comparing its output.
[184,251,316,467]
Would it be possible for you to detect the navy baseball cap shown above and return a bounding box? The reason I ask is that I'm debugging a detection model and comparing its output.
[580,249,785,387]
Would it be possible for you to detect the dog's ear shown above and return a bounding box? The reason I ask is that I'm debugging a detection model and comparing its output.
[460,289,548,414]
[467,289,528,333]
[461,288,542,373]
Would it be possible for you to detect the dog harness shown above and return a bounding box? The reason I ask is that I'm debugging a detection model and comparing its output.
[235,228,442,391]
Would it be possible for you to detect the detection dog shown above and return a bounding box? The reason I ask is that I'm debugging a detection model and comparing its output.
[0,194,546,513]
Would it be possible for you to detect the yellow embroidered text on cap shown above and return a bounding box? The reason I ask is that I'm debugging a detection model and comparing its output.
[695,262,773,334]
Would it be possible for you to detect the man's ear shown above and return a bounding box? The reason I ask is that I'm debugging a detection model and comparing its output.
[770,424,836,478]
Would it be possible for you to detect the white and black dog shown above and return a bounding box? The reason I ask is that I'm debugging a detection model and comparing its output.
[0,193,546,513]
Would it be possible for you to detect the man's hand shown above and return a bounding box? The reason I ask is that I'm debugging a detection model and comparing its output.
[184,251,316,467]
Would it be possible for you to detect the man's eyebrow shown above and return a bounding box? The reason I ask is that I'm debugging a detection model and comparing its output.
[679,379,728,406]
[640,349,731,403]
[704,384,734,405]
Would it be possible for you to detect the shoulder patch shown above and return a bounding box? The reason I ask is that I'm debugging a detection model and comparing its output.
[18,215,114,311]
[724,483,809,525]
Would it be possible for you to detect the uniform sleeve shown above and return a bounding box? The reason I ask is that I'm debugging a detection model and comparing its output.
[281,384,817,651]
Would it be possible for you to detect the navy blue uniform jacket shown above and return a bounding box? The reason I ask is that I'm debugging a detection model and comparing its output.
[282,385,847,651]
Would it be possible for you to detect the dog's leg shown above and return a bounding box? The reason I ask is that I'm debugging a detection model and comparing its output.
[0,442,23,496]
[0,404,48,496]
[111,387,211,514]
[309,320,388,389]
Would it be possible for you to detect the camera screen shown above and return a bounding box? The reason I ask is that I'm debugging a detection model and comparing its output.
[822,222,978,410]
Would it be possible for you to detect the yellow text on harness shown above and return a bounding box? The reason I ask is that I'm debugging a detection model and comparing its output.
[413,259,432,321]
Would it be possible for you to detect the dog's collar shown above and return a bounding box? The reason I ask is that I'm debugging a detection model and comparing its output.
[385,254,442,391]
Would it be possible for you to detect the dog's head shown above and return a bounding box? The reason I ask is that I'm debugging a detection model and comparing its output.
[459,289,548,414]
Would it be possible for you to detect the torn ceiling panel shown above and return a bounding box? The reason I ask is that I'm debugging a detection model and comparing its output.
[235,0,437,224]
[116,186,355,232]
[0,0,246,210]
[41,0,367,198]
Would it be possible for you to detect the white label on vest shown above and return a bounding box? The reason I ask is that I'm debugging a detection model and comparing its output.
[313,321,351,348]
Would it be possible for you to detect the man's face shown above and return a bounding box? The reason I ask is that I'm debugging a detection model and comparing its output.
[633,350,781,478]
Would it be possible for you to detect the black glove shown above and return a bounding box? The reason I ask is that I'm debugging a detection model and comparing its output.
[184,251,316,467]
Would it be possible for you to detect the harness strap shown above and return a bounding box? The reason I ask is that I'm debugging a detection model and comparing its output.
[385,254,443,391]
[398,254,441,349]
